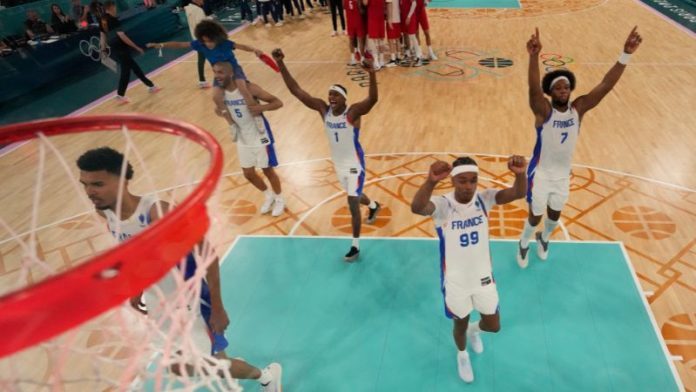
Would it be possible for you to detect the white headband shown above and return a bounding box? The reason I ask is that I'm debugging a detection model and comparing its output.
[450,165,479,177]
[329,85,347,99]
[550,76,570,89]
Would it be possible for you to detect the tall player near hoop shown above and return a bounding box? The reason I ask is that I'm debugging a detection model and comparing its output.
[76,147,282,391]
[517,27,642,268]
[411,156,527,383]
[272,48,381,261]
[213,62,286,217]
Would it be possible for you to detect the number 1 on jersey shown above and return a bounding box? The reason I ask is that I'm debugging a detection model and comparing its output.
[334,132,339,143]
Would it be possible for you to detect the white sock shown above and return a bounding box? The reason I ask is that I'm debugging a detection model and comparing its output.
[274,192,283,201]
[542,217,559,241]
[258,368,272,384]
[352,238,359,249]
[264,189,273,199]
[467,321,481,335]
[428,45,434,53]
[520,220,536,248]
[391,53,396,61]
[368,200,377,209]
[409,35,422,59]
[458,349,469,359]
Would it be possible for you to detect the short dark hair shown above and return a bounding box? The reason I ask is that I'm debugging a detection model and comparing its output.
[452,156,478,168]
[542,69,576,95]
[194,20,227,44]
[77,147,133,179]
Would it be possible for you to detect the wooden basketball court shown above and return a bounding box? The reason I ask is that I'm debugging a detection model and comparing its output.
[1,0,694,389]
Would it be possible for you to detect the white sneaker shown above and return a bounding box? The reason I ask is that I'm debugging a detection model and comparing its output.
[331,31,337,37]
[260,195,274,214]
[114,95,130,105]
[457,351,474,383]
[536,232,549,261]
[265,23,271,27]
[299,14,306,19]
[516,241,529,269]
[275,21,284,26]
[260,363,282,392]
[429,49,438,60]
[198,81,211,89]
[467,329,483,354]
[271,198,285,217]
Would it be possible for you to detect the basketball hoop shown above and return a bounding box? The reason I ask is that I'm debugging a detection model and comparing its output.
[0,115,222,359]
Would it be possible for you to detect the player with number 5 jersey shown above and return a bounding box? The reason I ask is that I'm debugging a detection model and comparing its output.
[411,155,527,384]
[273,47,382,262]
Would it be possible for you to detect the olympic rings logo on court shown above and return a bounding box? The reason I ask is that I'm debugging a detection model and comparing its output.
[79,35,110,61]
[540,53,574,72]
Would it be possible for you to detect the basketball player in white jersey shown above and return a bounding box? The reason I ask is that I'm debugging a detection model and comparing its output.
[517,27,643,268]
[212,62,286,217]
[272,47,381,261]
[411,155,526,383]
[76,147,282,391]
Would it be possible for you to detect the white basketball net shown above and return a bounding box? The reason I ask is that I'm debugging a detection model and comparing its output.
[0,124,242,391]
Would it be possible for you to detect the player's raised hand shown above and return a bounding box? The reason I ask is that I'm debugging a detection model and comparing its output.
[624,26,642,54]
[271,48,285,62]
[429,160,452,183]
[507,155,527,175]
[526,27,542,55]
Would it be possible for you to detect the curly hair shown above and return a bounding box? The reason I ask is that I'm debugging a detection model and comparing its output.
[194,20,228,44]
[542,69,576,95]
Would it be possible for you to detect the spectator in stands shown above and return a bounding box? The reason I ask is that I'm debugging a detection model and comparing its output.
[25,9,54,39]
[51,4,78,34]
[72,0,88,25]
[87,0,105,25]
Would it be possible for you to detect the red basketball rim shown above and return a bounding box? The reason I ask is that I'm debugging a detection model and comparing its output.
[0,114,223,358]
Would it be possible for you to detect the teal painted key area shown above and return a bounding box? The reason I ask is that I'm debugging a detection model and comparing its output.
[200,236,678,391]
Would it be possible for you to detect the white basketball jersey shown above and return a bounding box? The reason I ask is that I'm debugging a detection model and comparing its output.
[528,102,580,180]
[224,89,273,147]
[104,195,180,315]
[104,194,157,242]
[431,189,498,290]
[324,108,365,170]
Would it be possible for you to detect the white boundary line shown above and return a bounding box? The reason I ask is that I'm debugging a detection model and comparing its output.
[233,233,620,244]
[618,242,685,391]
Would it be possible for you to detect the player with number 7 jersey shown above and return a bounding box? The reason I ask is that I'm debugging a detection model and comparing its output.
[411,155,527,383]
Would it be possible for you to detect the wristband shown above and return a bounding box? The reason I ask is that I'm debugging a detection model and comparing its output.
[618,52,631,65]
